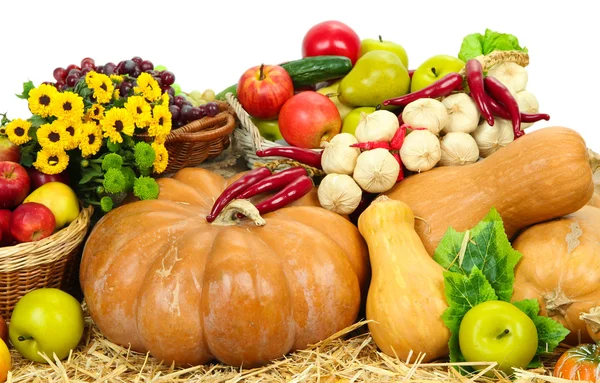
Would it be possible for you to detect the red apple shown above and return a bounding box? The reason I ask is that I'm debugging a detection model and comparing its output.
[9,202,56,243]
[0,161,30,209]
[27,167,70,190]
[278,91,342,148]
[0,210,12,246]
[0,136,21,163]
[237,64,294,119]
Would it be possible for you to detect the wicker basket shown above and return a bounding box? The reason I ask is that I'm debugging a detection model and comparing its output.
[140,100,236,174]
[0,204,93,320]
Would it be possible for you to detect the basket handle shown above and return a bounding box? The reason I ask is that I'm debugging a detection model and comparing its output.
[226,92,264,152]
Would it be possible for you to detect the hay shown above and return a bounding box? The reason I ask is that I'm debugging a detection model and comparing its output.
[6,306,567,383]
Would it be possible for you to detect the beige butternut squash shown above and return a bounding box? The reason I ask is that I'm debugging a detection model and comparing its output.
[358,195,449,362]
[385,127,595,255]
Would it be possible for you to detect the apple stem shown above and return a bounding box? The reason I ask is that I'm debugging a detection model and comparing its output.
[259,64,265,81]
[496,329,510,339]
[378,35,383,42]
[17,335,34,342]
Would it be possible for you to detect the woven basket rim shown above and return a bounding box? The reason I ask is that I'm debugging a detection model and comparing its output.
[0,204,93,272]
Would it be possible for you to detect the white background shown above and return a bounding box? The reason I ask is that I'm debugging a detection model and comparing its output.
[0,1,598,149]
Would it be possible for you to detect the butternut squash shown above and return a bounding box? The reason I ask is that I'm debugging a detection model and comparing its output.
[512,205,600,344]
[385,127,595,255]
[358,195,449,362]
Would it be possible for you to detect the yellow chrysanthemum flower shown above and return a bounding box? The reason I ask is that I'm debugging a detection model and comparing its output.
[148,105,172,137]
[33,149,69,175]
[113,89,120,100]
[124,96,152,128]
[153,133,167,145]
[151,142,169,174]
[28,84,58,118]
[110,74,123,83]
[5,119,32,145]
[87,104,105,121]
[51,91,84,121]
[37,121,69,153]
[101,107,134,143]
[79,122,103,157]
[60,118,82,150]
[134,72,162,102]
[161,92,170,106]
[88,73,114,104]
[84,70,99,87]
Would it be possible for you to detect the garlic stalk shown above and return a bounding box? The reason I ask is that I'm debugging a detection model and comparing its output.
[320,133,361,175]
[317,173,363,215]
[402,98,449,135]
[487,62,528,93]
[439,132,480,166]
[354,110,399,143]
[515,91,540,129]
[471,118,514,158]
[352,148,400,193]
[441,93,481,134]
[399,129,441,172]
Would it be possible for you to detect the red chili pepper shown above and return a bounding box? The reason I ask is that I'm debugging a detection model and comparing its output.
[350,141,391,151]
[253,175,314,215]
[390,124,409,150]
[521,112,550,123]
[391,152,405,182]
[382,73,463,106]
[487,95,551,124]
[256,147,323,169]
[466,60,494,126]
[236,167,307,200]
[484,76,523,139]
[206,167,272,223]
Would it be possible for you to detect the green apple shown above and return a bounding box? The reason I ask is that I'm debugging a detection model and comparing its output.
[459,300,538,376]
[251,117,283,142]
[341,106,376,136]
[316,81,353,120]
[360,35,409,69]
[410,55,465,93]
[9,288,85,363]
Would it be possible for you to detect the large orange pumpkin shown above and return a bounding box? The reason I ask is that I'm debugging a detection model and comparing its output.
[80,167,369,368]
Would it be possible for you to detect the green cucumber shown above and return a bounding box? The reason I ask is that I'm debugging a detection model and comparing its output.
[215,56,353,100]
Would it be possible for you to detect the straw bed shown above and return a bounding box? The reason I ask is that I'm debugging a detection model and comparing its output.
[7,306,565,383]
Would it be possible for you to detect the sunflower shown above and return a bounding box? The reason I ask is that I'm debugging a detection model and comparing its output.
[84,70,98,87]
[152,142,169,174]
[28,84,58,118]
[37,121,69,153]
[33,148,69,175]
[86,104,105,121]
[134,72,162,102]
[110,74,123,83]
[147,105,172,137]
[161,92,170,106]
[101,108,135,143]
[5,119,32,145]
[87,73,114,104]
[61,118,82,150]
[124,96,152,128]
[79,122,103,157]
[51,91,84,121]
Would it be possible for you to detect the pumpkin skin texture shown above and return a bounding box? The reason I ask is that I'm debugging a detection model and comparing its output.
[384,127,594,255]
[358,196,449,362]
[554,343,600,381]
[80,168,369,368]
[512,206,600,344]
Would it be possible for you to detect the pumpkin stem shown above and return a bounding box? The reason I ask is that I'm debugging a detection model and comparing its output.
[211,199,266,227]
[580,307,600,336]
[544,287,573,317]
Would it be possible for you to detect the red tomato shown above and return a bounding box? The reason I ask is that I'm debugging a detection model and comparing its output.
[301,20,361,65]
[554,343,600,381]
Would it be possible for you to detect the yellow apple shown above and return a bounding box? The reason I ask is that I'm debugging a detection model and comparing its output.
[0,338,10,383]
[317,81,354,120]
[24,182,79,230]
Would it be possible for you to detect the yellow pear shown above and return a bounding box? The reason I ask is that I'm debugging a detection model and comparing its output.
[24,182,80,230]
[317,81,354,120]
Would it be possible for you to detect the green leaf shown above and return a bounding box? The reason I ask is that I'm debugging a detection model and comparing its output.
[78,169,103,185]
[512,299,570,355]
[18,143,36,167]
[433,208,522,302]
[16,80,35,99]
[458,29,527,62]
[442,267,498,364]
[30,114,48,128]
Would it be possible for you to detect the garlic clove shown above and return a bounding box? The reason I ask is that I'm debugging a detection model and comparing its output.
[352,148,399,193]
[441,93,481,134]
[399,129,441,172]
[439,132,479,166]
[320,133,361,175]
[402,98,449,135]
[317,173,363,215]
[515,90,540,130]
[471,118,514,158]
[355,110,399,143]
[487,62,528,93]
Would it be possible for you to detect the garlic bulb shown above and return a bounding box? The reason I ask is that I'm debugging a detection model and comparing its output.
[471,118,514,158]
[355,110,399,143]
[516,91,540,129]
[487,62,528,93]
[320,133,361,175]
[441,93,480,134]
[439,132,479,166]
[317,173,363,215]
[402,98,449,135]
[352,148,399,193]
[399,129,441,172]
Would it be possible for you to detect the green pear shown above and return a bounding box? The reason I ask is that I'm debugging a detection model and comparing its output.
[342,107,376,136]
[339,50,410,108]
[317,81,354,120]
[360,35,409,69]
